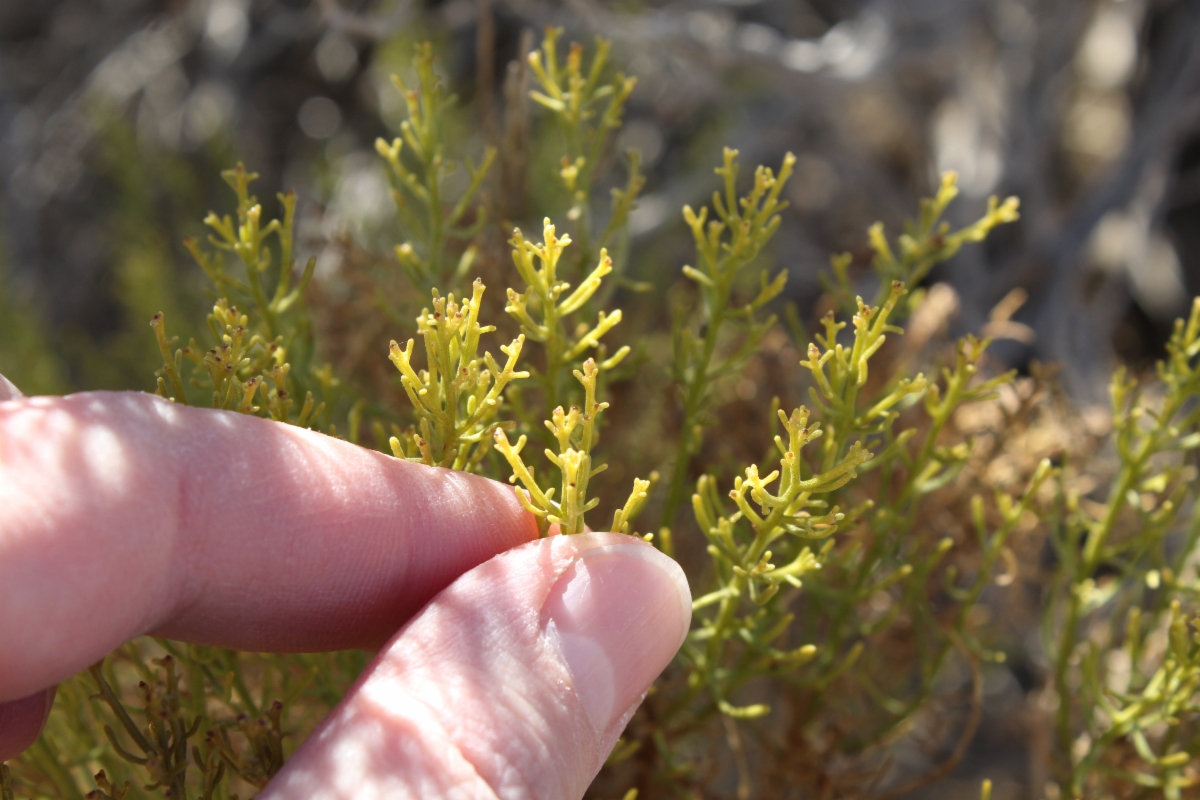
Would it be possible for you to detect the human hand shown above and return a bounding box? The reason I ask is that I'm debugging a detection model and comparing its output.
[0,375,690,798]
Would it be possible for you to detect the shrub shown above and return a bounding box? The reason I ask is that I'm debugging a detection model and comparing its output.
[4,34,1200,800]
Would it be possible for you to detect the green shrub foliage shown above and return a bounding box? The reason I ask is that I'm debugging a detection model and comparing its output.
[5,35,1200,800]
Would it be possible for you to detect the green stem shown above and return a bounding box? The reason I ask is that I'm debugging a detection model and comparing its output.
[1053,462,1135,796]
[427,159,445,286]
[573,166,595,280]
[543,300,564,416]
[702,564,751,699]
[660,289,731,530]
[245,261,279,341]
[1054,591,1083,797]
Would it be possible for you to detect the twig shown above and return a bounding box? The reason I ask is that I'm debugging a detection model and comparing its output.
[722,714,752,800]
[871,638,984,800]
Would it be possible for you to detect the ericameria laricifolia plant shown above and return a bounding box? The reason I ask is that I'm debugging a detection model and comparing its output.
[153,164,323,427]
[504,218,629,417]
[493,357,652,540]
[1043,296,1200,798]
[381,208,650,541]
[386,279,527,472]
[688,404,871,717]
[825,169,1022,317]
[376,43,497,292]
[528,26,643,282]
[659,147,797,531]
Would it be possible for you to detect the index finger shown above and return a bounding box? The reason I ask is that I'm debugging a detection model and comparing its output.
[0,391,538,701]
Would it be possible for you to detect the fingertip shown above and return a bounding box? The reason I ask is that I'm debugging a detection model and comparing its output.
[542,536,691,742]
[0,390,542,690]
[261,533,691,800]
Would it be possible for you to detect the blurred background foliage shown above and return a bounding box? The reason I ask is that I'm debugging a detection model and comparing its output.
[3,1,1200,798]
[3,0,1199,399]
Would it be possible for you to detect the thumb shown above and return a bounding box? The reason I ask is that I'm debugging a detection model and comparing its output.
[261,532,691,800]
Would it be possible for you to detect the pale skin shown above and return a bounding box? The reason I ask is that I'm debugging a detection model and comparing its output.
[0,373,691,799]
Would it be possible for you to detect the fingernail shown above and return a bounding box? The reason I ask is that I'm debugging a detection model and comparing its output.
[0,687,55,760]
[0,374,23,401]
[42,686,56,726]
[542,541,691,733]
